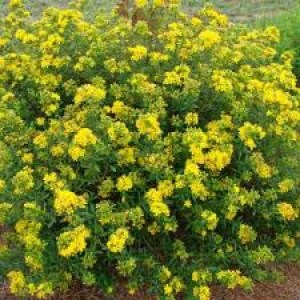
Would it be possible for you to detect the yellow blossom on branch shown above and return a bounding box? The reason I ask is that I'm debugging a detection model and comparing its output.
[107,228,129,253]
[58,225,90,257]
[277,202,298,221]
[54,190,87,215]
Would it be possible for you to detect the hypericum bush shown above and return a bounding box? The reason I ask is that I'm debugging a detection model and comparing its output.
[0,1,299,299]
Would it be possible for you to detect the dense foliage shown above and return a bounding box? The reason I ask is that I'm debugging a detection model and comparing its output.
[0,0,299,299]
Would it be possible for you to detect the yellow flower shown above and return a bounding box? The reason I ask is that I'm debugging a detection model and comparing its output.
[163,71,182,85]
[158,180,174,198]
[68,145,86,161]
[1,3,300,299]
[21,153,34,164]
[33,133,48,149]
[149,201,170,217]
[264,26,280,42]
[238,224,257,244]
[164,284,173,296]
[190,144,205,165]
[12,167,34,195]
[0,37,8,47]
[250,246,275,265]
[201,210,218,230]
[98,178,114,198]
[28,282,53,299]
[135,0,148,8]
[226,205,238,221]
[202,7,228,27]
[44,172,65,190]
[107,228,129,253]
[73,128,97,147]
[149,51,169,65]
[251,152,273,179]
[184,159,200,176]
[36,117,45,126]
[15,219,42,237]
[15,29,37,43]
[58,225,90,257]
[277,203,298,221]
[185,112,199,126]
[282,235,295,248]
[191,17,202,27]
[74,84,106,105]
[205,149,232,172]
[104,58,118,73]
[9,0,22,8]
[163,65,191,86]
[111,100,128,117]
[154,0,165,7]
[0,179,6,192]
[212,70,233,93]
[193,285,211,300]
[184,199,192,208]
[7,271,26,296]
[146,188,170,217]
[216,270,252,290]
[199,30,221,48]
[54,190,87,215]
[192,271,200,282]
[239,122,266,150]
[160,266,172,282]
[108,122,132,146]
[263,87,292,108]
[136,113,161,140]
[51,144,65,157]
[190,181,209,200]
[128,45,148,61]
[25,255,43,271]
[278,179,294,193]
[117,147,136,166]
[116,175,133,192]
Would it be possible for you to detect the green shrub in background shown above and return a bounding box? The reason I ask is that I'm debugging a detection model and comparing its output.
[0,0,299,299]
[256,5,300,82]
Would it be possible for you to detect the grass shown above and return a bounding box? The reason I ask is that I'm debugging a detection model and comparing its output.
[183,0,298,22]
[255,4,300,51]
[0,0,113,17]
[255,4,300,79]
[0,0,299,22]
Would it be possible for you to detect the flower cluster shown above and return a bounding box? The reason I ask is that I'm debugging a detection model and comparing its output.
[277,202,298,221]
[0,0,299,299]
[239,122,266,150]
[54,190,87,215]
[57,225,91,257]
[107,228,129,253]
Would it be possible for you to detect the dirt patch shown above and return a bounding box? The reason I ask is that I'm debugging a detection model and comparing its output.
[1,264,300,300]
[212,264,300,300]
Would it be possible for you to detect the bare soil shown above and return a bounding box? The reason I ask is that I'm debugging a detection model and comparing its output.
[1,264,300,300]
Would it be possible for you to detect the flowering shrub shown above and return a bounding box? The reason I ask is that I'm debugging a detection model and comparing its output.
[0,0,300,299]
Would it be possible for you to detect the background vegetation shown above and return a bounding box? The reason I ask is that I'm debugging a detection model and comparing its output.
[255,5,300,81]
[0,0,299,21]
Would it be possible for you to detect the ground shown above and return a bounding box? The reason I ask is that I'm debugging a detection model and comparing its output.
[1,264,300,299]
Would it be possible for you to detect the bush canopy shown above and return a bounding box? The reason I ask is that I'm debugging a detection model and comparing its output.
[0,0,299,299]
